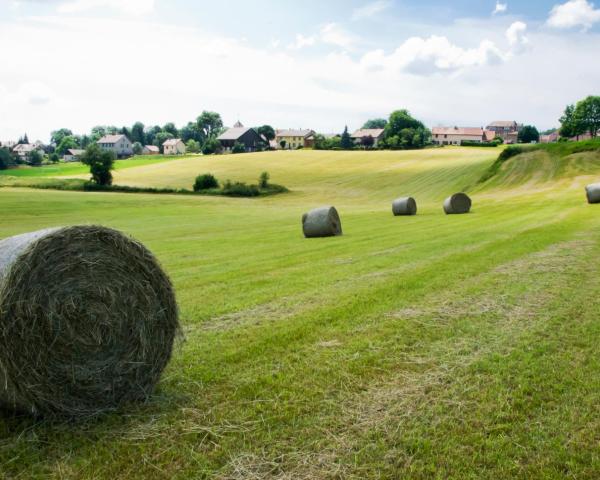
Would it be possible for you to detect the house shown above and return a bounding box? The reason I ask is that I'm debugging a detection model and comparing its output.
[217,122,264,152]
[431,127,496,146]
[486,121,522,143]
[540,131,559,143]
[96,134,133,158]
[275,129,315,149]
[142,145,160,155]
[351,128,385,148]
[12,143,44,162]
[163,138,186,155]
[63,149,85,162]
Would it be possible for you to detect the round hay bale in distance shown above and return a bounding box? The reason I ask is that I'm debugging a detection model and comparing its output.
[0,225,179,418]
[392,197,417,216]
[585,183,600,204]
[302,206,342,238]
[443,193,472,215]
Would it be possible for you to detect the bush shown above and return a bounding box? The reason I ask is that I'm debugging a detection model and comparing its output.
[259,171,270,189]
[0,148,11,170]
[202,137,221,155]
[28,150,43,166]
[193,173,219,191]
[49,153,60,163]
[132,142,143,155]
[460,141,498,147]
[221,181,260,197]
[81,143,115,185]
[232,142,246,154]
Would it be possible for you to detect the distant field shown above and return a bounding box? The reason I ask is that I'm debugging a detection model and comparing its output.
[1,146,600,478]
[0,154,186,177]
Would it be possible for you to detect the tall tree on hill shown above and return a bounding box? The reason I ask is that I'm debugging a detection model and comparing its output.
[575,96,600,138]
[131,122,145,144]
[362,118,387,129]
[197,111,223,139]
[383,110,430,150]
[341,126,353,149]
[51,128,73,146]
[518,125,540,143]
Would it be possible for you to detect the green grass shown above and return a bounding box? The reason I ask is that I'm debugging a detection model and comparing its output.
[0,154,184,177]
[1,146,600,478]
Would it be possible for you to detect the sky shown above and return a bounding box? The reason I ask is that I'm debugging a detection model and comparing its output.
[1,0,599,142]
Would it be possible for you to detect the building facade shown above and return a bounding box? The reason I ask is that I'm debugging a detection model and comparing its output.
[96,134,133,158]
[351,128,385,147]
[217,123,264,152]
[432,127,496,145]
[163,138,186,155]
[485,121,522,143]
[275,129,315,149]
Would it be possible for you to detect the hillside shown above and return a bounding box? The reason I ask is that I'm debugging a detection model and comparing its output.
[1,146,600,478]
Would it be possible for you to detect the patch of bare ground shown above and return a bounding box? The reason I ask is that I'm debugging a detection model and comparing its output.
[216,239,595,479]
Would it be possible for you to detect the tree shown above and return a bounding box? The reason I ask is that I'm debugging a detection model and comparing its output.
[49,153,60,163]
[362,118,387,129]
[361,135,375,149]
[55,135,79,156]
[144,125,162,146]
[383,110,431,149]
[90,126,117,141]
[186,139,200,153]
[153,131,174,153]
[28,150,43,166]
[0,148,11,170]
[279,140,287,149]
[341,126,353,149]
[257,125,276,146]
[180,122,203,143]
[197,111,224,139]
[575,96,600,138]
[259,171,270,188]
[131,122,145,144]
[193,174,219,191]
[232,142,246,154]
[162,122,179,137]
[81,143,115,185]
[17,133,29,145]
[51,128,73,146]
[518,125,540,143]
[132,142,143,155]
[202,137,221,155]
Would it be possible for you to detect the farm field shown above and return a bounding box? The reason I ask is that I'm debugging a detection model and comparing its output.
[1,146,600,478]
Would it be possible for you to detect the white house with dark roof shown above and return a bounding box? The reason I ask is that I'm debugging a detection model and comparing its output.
[163,138,186,155]
[96,134,133,157]
[12,143,44,162]
[351,128,385,147]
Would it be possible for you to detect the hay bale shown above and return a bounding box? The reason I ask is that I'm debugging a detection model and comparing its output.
[586,183,600,204]
[392,197,417,216]
[443,193,472,214]
[0,225,179,418]
[302,206,342,238]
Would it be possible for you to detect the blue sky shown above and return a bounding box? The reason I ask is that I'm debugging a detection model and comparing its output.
[1,0,599,141]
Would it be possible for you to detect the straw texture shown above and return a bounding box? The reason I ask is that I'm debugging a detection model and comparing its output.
[302,207,342,238]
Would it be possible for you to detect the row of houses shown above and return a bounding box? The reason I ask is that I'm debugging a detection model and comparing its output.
[432,121,523,146]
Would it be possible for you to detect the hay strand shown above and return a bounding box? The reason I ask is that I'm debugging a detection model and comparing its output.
[0,225,179,418]
[302,207,342,238]
[443,193,472,214]
[585,183,600,204]
[392,197,417,216]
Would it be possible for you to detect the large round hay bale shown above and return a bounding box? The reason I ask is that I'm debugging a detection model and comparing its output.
[443,193,472,214]
[302,206,342,238]
[586,183,600,204]
[392,197,417,216]
[0,226,179,418]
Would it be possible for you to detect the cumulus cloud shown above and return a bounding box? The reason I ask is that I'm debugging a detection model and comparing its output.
[57,0,154,15]
[288,33,316,49]
[547,0,600,31]
[493,2,508,15]
[360,35,505,75]
[320,23,355,48]
[506,21,529,53]
[352,0,392,20]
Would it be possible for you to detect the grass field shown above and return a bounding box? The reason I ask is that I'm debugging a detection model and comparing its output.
[1,146,600,479]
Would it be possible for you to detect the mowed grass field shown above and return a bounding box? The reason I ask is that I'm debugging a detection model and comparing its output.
[2,146,600,479]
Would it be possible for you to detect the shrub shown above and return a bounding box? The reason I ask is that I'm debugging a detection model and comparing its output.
[460,141,498,147]
[259,171,270,189]
[0,148,11,170]
[81,143,115,186]
[49,153,60,163]
[202,137,221,155]
[193,173,219,191]
[221,181,260,197]
[28,150,43,166]
[232,142,246,154]
[132,142,143,155]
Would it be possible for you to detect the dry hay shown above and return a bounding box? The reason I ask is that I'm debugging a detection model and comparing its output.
[443,193,472,214]
[392,197,417,216]
[585,183,600,204]
[0,225,179,418]
[302,206,342,238]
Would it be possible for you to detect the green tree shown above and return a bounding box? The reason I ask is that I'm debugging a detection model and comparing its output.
[49,153,60,163]
[131,122,145,144]
[132,142,143,155]
[259,171,270,188]
[193,174,219,191]
[575,96,600,138]
[257,125,276,146]
[361,135,375,149]
[197,111,224,139]
[55,135,80,156]
[180,122,203,143]
[51,128,73,146]
[162,122,178,137]
[186,139,200,153]
[153,131,174,153]
[518,125,540,143]
[0,148,11,170]
[28,150,43,166]
[383,110,430,149]
[362,118,387,129]
[232,142,246,154]
[279,140,287,149]
[340,126,353,149]
[202,137,221,155]
[81,143,115,185]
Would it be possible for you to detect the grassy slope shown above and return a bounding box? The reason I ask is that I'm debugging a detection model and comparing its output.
[0,154,184,177]
[1,147,600,479]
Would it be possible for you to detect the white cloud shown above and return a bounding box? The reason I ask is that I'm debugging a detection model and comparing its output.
[352,0,392,20]
[320,23,355,48]
[493,2,508,15]
[506,21,529,53]
[361,35,505,75]
[288,33,316,49]
[57,0,154,15]
[547,0,600,31]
